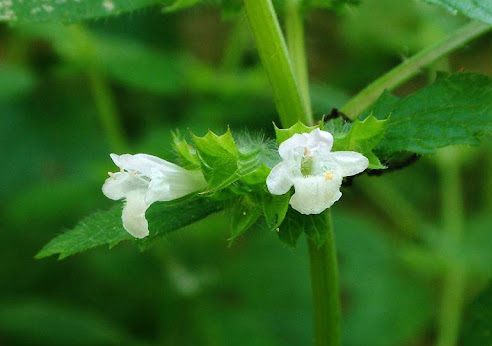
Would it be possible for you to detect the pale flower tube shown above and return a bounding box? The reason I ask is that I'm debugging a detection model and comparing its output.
[102,153,207,238]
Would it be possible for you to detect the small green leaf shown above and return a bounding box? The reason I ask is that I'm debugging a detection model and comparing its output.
[424,0,492,24]
[331,116,388,169]
[172,131,201,169]
[367,73,492,158]
[36,197,222,259]
[0,0,162,23]
[274,121,318,144]
[192,130,278,193]
[237,138,277,187]
[229,195,262,242]
[303,213,331,247]
[262,193,291,232]
[276,209,331,247]
[277,209,305,247]
[192,129,240,191]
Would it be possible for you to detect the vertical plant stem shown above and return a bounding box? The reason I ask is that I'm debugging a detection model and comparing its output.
[436,148,466,346]
[88,69,126,152]
[222,15,250,72]
[308,211,341,346]
[69,25,126,152]
[245,0,341,344]
[285,1,341,344]
[341,21,491,119]
[285,0,312,117]
[243,0,311,126]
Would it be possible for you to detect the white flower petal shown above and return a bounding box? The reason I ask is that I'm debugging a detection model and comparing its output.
[289,175,343,214]
[104,153,208,239]
[266,162,294,195]
[102,172,148,200]
[278,133,309,159]
[278,129,334,160]
[146,170,206,204]
[309,128,333,152]
[122,189,150,239]
[331,151,369,177]
[110,153,186,177]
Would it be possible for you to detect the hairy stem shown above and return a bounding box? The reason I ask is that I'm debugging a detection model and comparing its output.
[436,148,466,346]
[341,21,491,119]
[243,0,311,126]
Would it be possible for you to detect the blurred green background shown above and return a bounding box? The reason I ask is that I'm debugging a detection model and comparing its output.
[1,0,492,345]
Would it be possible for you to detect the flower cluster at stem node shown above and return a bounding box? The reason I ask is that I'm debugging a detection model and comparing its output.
[266,129,368,214]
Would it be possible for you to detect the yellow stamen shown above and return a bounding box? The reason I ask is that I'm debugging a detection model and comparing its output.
[324,171,334,181]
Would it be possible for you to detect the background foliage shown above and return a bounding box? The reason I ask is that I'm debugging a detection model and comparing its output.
[1,0,492,345]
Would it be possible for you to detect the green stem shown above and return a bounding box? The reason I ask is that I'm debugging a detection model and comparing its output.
[222,15,250,72]
[284,2,340,345]
[245,1,341,345]
[69,25,126,152]
[436,148,466,346]
[285,0,312,117]
[243,0,311,126]
[341,21,491,119]
[308,210,341,346]
[88,69,126,152]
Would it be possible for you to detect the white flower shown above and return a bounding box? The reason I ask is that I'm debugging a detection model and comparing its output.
[267,129,369,215]
[102,153,207,238]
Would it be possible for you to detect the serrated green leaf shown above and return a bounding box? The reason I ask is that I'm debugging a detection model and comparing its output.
[303,213,331,247]
[277,209,305,247]
[276,209,330,247]
[36,197,222,259]
[193,130,278,193]
[274,121,318,144]
[424,0,492,24]
[331,116,388,169]
[192,129,240,191]
[237,136,278,186]
[229,195,262,242]
[0,0,163,23]
[262,193,290,231]
[367,73,492,158]
[172,131,201,169]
